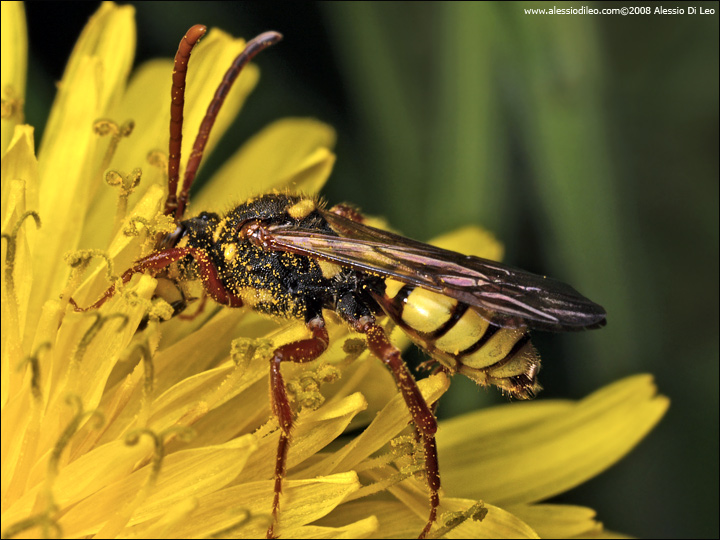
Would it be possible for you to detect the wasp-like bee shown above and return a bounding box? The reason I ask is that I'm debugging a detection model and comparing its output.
[73,26,606,539]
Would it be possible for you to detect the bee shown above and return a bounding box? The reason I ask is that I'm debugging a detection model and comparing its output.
[72,25,606,539]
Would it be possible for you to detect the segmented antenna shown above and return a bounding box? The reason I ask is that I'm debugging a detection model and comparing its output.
[165,28,283,220]
[165,24,207,217]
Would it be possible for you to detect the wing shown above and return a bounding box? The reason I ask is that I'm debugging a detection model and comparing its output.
[264,210,606,332]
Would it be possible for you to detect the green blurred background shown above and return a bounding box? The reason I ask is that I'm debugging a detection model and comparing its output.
[23,2,718,538]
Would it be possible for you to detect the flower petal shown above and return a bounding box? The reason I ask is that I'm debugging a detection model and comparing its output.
[124,435,260,524]
[193,118,337,211]
[0,1,27,156]
[506,503,602,538]
[2,127,38,232]
[308,373,450,476]
[315,498,538,539]
[429,225,504,262]
[438,375,669,505]
[55,434,259,537]
[168,473,361,538]
[3,436,153,533]
[290,516,379,539]
[235,392,369,483]
[78,59,174,248]
[46,274,156,414]
[31,3,135,326]
[1,126,39,395]
[82,28,260,246]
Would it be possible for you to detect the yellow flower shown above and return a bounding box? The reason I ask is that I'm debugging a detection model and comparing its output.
[2,3,668,539]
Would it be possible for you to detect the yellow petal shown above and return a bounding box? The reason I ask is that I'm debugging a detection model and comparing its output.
[315,501,417,539]
[31,2,135,328]
[1,126,38,236]
[79,59,173,248]
[45,274,156,416]
[143,317,306,433]
[235,392,368,483]
[168,473,360,538]
[1,127,39,403]
[56,434,258,537]
[438,375,669,505]
[453,502,539,539]
[283,146,337,195]
[82,28,260,245]
[311,373,450,476]
[320,349,400,433]
[3,436,153,532]
[193,118,337,211]
[429,225,504,262]
[441,499,538,539]
[71,183,165,309]
[506,503,602,539]
[290,516,379,539]
[1,1,27,157]
[315,498,538,539]
[124,435,259,525]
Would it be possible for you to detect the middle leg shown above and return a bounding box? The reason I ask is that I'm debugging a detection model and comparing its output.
[266,315,329,538]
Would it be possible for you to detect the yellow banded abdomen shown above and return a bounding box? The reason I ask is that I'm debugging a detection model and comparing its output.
[379,279,541,398]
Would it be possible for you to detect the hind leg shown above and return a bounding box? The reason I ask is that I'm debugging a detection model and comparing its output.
[359,319,440,539]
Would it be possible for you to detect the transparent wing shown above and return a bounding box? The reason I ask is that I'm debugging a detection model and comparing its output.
[264,211,606,332]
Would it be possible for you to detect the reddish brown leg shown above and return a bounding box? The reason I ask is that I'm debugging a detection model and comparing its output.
[70,247,243,311]
[362,321,440,539]
[267,316,329,539]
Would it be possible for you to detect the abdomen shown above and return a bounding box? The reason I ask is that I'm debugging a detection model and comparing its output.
[375,280,541,399]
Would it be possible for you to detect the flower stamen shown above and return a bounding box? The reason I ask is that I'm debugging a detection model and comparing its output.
[2,211,41,358]
[105,167,142,235]
[287,362,340,411]
[93,118,135,176]
[346,435,424,502]
[231,337,274,370]
[99,427,191,538]
[49,395,105,478]
[125,426,195,484]
[17,342,51,404]
[428,502,488,539]
[39,395,103,524]
[71,312,129,366]
[127,340,155,425]
[147,150,168,178]
[2,210,41,299]
[1,511,62,540]
[63,249,117,310]
[147,296,175,323]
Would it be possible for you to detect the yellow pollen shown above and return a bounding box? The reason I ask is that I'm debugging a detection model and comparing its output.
[213,217,229,243]
[287,198,316,220]
[318,260,342,279]
[224,242,238,262]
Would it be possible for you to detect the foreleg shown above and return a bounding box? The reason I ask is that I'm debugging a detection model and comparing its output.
[70,247,243,311]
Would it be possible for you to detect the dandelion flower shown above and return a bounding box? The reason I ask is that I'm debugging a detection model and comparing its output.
[2,3,668,538]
